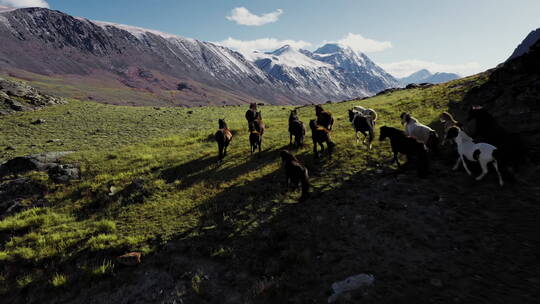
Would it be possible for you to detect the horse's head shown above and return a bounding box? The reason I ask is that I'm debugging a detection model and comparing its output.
[280,150,297,163]
[218,118,227,129]
[400,112,411,125]
[309,119,317,130]
[249,103,257,110]
[348,109,356,122]
[443,126,460,145]
[315,105,323,114]
[379,126,389,141]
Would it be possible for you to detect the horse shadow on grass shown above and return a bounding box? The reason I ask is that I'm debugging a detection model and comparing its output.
[159,145,291,191]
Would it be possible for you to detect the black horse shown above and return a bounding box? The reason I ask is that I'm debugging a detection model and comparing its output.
[289,109,306,148]
[348,109,374,149]
[379,126,429,176]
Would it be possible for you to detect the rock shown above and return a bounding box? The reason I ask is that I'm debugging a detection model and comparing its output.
[46,139,60,143]
[4,146,15,151]
[430,278,443,287]
[48,164,80,183]
[116,252,142,266]
[31,119,46,125]
[0,151,74,177]
[328,273,375,303]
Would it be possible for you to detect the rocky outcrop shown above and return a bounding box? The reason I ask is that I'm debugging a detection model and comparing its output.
[459,39,540,160]
[0,77,66,114]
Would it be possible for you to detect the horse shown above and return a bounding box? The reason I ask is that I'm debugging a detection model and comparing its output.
[400,112,439,152]
[309,119,335,158]
[439,112,463,132]
[280,150,310,200]
[215,119,233,164]
[249,121,262,155]
[353,106,378,126]
[245,103,258,130]
[379,126,429,176]
[315,105,334,130]
[444,126,504,186]
[253,111,265,136]
[348,109,374,149]
[289,109,306,148]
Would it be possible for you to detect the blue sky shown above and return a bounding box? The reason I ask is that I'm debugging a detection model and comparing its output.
[2,0,539,77]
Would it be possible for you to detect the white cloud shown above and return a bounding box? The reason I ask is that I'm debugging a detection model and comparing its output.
[216,37,312,59]
[378,60,483,78]
[226,7,283,26]
[334,33,393,53]
[0,0,49,8]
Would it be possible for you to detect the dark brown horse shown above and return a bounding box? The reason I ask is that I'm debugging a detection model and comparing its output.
[309,119,335,158]
[289,109,306,148]
[280,150,310,200]
[248,121,262,155]
[315,105,334,130]
[215,119,233,164]
[379,126,429,176]
[245,103,258,130]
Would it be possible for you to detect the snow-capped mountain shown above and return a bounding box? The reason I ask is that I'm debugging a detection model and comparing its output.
[0,7,399,106]
[253,44,400,100]
[399,69,460,85]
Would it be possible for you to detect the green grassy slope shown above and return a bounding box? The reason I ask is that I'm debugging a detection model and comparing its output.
[4,73,537,303]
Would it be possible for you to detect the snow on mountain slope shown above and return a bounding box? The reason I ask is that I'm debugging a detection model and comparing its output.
[0,7,400,105]
[253,43,399,99]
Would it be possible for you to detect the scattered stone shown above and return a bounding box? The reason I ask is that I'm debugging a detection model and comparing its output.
[116,252,142,266]
[46,139,60,143]
[48,164,80,183]
[328,273,375,303]
[31,118,46,125]
[4,146,15,151]
[187,110,193,114]
[430,278,443,287]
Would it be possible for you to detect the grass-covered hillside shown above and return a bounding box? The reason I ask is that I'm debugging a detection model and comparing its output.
[1,74,538,303]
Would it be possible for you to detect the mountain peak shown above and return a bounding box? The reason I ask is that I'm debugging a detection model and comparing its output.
[314,43,345,54]
[266,44,294,55]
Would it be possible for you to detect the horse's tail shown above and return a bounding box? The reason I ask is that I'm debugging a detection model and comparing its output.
[427,130,439,152]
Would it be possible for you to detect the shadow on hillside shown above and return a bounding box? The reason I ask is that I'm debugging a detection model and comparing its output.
[150,156,540,304]
[160,145,290,190]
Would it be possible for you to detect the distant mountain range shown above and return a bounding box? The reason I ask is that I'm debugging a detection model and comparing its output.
[398,69,460,85]
[507,28,540,61]
[0,6,399,106]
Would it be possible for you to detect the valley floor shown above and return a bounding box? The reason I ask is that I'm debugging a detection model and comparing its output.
[1,75,539,303]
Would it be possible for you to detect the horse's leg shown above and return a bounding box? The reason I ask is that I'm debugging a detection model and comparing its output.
[355,131,360,143]
[461,156,472,176]
[259,139,262,153]
[290,132,292,146]
[476,159,489,181]
[394,152,400,167]
[313,139,319,158]
[492,160,504,187]
[452,156,462,171]
[217,143,223,164]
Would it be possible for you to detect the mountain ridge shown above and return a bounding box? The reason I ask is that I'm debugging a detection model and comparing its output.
[0,7,399,106]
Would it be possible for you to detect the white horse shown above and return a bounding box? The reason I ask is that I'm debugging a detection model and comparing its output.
[352,106,378,126]
[400,112,438,150]
[445,126,504,186]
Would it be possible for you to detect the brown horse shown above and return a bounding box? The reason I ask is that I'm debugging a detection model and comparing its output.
[280,150,310,200]
[309,119,335,158]
[315,105,334,130]
[215,118,233,164]
[245,103,258,130]
[248,121,262,155]
[253,111,265,136]
[289,109,306,148]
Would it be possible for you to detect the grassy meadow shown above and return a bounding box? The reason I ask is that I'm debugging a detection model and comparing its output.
[0,74,490,296]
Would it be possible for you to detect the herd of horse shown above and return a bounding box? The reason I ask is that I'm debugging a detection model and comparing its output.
[215,102,520,200]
